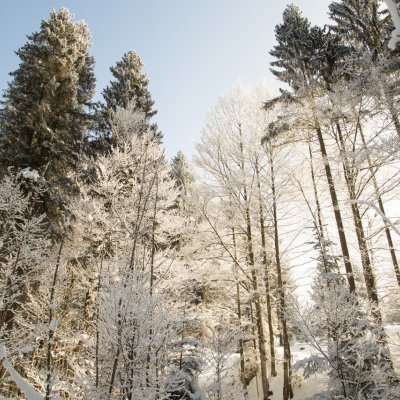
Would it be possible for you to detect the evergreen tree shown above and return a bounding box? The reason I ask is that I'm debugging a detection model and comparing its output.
[271,5,349,90]
[100,50,160,144]
[328,0,384,54]
[0,8,95,234]
[269,5,315,90]
[329,0,400,134]
[270,4,357,295]
[326,1,400,296]
[171,150,194,210]
[293,228,398,399]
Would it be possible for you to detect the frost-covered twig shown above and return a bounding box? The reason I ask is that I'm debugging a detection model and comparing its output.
[384,0,400,49]
[345,199,400,236]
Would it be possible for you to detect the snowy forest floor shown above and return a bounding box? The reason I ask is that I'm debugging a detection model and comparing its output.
[211,324,400,400]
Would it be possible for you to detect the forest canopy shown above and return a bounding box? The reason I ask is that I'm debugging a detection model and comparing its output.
[0,2,400,400]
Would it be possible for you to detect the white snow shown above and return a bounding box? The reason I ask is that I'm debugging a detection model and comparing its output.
[247,341,328,400]
[0,344,43,400]
[0,345,6,360]
[251,325,400,399]
[20,167,40,181]
[346,199,400,236]
[386,324,400,373]
[2,359,44,400]
[49,319,58,332]
[384,0,400,50]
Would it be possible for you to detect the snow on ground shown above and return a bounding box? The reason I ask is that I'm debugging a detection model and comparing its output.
[227,324,400,400]
[1,326,398,399]
[247,341,328,400]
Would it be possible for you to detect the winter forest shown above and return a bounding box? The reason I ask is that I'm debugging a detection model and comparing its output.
[1,1,400,399]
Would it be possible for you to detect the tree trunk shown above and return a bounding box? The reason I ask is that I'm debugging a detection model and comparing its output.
[249,302,260,399]
[243,190,270,400]
[358,122,400,287]
[268,145,293,400]
[315,125,356,293]
[308,140,325,239]
[255,159,277,377]
[383,84,400,138]
[232,228,249,396]
[95,250,104,388]
[334,123,380,318]
[238,126,270,400]
[45,238,65,400]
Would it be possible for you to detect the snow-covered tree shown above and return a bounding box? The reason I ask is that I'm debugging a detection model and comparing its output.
[171,151,194,199]
[99,50,160,146]
[203,315,246,400]
[0,8,95,235]
[193,83,297,400]
[291,227,398,399]
[0,171,51,397]
[70,102,185,398]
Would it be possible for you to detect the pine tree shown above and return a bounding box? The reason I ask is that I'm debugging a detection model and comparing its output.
[329,0,400,135]
[0,8,95,234]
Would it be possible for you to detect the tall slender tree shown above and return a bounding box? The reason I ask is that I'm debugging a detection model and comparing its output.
[269,5,356,294]
[329,0,400,287]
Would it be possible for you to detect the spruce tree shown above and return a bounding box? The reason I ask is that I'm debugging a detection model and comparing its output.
[269,5,317,89]
[329,0,400,129]
[100,50,160,144]
[0,8,95,234]
[270,5,357,294]
[328,0,384,54]
[328,0,400,292]
[171,151,193,201]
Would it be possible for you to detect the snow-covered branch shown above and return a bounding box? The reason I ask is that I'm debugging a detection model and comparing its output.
[0,345,44,400]
[384,0,400,49]
[345,199,400,236]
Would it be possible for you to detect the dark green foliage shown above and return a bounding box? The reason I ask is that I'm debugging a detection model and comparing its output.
[103,50,156,118]
[329,0,384,53]
[0,8,95,173]
[0,8,95,234]
[99,50,161,147]
[270,5,350,90]
[270,5,315,89]
[329,0,400,73]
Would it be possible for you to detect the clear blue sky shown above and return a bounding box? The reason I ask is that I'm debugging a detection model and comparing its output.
[0,0,331,159]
